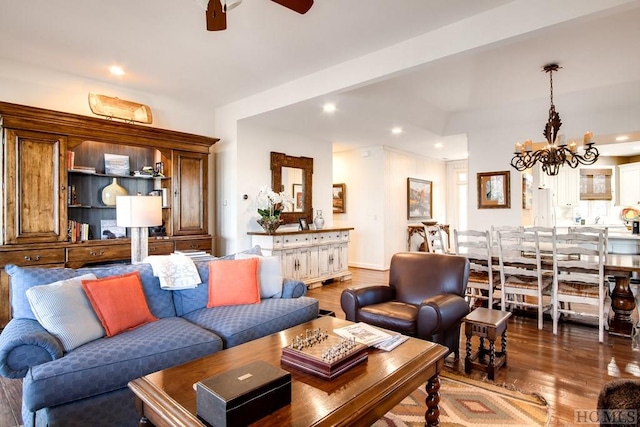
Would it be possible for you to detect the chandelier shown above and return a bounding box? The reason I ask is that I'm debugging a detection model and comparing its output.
[511,64,599,176]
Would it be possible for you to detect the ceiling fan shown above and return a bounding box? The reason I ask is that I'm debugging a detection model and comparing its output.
[202,0,314,31]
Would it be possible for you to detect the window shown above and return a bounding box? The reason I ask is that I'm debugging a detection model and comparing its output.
[580,168,612,201]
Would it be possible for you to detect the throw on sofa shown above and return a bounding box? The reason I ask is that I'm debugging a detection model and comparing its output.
[340,251,469,358]
[0,249,319,427]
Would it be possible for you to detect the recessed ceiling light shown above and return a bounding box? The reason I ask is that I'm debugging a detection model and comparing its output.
[109,65,125,76]
[434,142,443,148]
[391,127,403,134]
[616,135,629,141]
[322,103,336,113]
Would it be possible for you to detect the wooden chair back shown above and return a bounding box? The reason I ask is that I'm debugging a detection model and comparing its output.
[454,229,496,308]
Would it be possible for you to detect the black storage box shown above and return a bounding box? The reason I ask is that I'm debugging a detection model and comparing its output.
[195,361,291,427]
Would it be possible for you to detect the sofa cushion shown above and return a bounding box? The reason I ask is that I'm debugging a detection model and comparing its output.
[77,263,175,318]
[172,260,210,316]
[207,258,261,308]
[22,317,223,412]
[25,273,105,352]
[235,253,283,299]
[82,272,157,337]
[5,265,80,320]
[183,296,319,348]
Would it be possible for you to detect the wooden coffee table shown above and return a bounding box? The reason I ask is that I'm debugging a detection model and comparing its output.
[129,316,449,427]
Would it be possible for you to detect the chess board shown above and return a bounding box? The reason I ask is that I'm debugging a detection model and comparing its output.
[281,334,368,379]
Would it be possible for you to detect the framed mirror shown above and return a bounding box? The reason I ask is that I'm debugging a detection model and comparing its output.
[271,152,313,224]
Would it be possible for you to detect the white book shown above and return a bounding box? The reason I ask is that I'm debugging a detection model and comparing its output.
[333,322,392,347]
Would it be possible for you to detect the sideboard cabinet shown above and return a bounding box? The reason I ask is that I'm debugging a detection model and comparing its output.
[0,101,218,327]
[248,228,353,288]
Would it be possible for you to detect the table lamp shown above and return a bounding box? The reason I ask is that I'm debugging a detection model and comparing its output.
[116,195,162,264]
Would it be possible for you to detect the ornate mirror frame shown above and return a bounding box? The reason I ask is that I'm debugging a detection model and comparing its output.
[271,152,313,224]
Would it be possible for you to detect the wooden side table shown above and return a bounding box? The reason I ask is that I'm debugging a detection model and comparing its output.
[463,307,512,380]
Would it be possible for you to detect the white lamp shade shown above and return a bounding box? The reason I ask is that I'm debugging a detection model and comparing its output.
[116,196,162,227]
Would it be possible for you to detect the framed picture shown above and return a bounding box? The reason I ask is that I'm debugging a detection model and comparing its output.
[104,153,130,176]
[100,220,125,239]
[292,183,303,211]
[298,217,308,230]
[522,173,533,210]
[477,171,511,209]
[333,183,346,213]
[407,178,432,219]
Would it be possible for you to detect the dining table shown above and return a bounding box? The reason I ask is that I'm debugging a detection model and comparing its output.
[462,250,639,338]
[602,253,639,337]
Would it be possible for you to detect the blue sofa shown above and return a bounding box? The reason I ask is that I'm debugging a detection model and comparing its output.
[0,257,319,427]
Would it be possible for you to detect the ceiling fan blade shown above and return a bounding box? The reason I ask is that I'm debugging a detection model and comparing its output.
[206,0,226,31]
[271,0,313,14]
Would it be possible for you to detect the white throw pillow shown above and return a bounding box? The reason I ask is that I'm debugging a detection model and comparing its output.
[235,253,283,298]
[26,273,105,352]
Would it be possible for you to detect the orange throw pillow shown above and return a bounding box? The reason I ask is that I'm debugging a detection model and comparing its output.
[81,271,157,337]
[207,258,261,308]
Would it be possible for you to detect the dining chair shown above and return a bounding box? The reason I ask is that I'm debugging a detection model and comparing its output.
[567,226,612,325]
[490,225,524,248]
[424,225,447,253]
[453,229,499,309]
[552,231,607,342]
[497,229,553,330]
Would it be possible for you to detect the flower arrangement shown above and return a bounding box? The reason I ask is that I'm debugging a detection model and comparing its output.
[255,186,294,233]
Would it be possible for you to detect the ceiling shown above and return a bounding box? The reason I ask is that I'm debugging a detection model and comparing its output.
[1,0,640,160]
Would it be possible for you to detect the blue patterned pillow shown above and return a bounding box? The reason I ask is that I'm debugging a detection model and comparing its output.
[5,265,80,320]
[26,273,105,352]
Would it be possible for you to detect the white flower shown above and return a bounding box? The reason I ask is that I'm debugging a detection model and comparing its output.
[256,186,294,218]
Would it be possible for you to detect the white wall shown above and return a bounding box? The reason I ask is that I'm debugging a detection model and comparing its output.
[230,122,334,252]
[0,59,214,136]
[334,146,446,270]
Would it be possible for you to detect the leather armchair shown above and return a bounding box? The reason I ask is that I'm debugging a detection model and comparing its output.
[341,252,470,358]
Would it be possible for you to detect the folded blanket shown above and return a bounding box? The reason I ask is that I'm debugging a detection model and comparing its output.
[143,254,202,290]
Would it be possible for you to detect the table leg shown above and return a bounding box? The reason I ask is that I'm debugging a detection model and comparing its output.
[464,333,472,374]
[501,331,508,368]
[488,339,496,381]
[610,275,637,337]
[425,373,441,427]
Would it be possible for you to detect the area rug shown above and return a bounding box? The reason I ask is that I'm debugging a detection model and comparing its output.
[372,371,550,427]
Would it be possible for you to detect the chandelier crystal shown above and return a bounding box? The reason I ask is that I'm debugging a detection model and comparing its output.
[511,64,599,176]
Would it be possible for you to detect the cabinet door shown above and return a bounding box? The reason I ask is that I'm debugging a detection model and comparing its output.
[172,151,208,235]
[296,247,312,281]
[554,167,579,207]
[333,242,349,273]
[281,249,298,279]
[317,245,332,277]
[618,163,640,206]
[3,129,67,244]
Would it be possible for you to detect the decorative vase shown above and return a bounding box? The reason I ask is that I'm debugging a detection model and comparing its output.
[313,210,325,230]
[101,178,127,206]
[257,217,282,234]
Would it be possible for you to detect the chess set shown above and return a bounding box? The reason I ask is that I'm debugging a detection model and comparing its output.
[281,328,368,379]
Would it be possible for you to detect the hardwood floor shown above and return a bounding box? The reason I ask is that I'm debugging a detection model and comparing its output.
[1,267,638,427]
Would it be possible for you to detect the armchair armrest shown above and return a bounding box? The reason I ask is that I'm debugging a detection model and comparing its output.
[420,294,469,333]
[0,318,63,379]
[340,285,396,321]
[281,278,307,298]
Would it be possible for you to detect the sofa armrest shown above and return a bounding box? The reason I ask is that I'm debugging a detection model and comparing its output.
[421,294,469,332]
[340,286,396,321]
[281,278,307,298]
[0,318,63,379]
